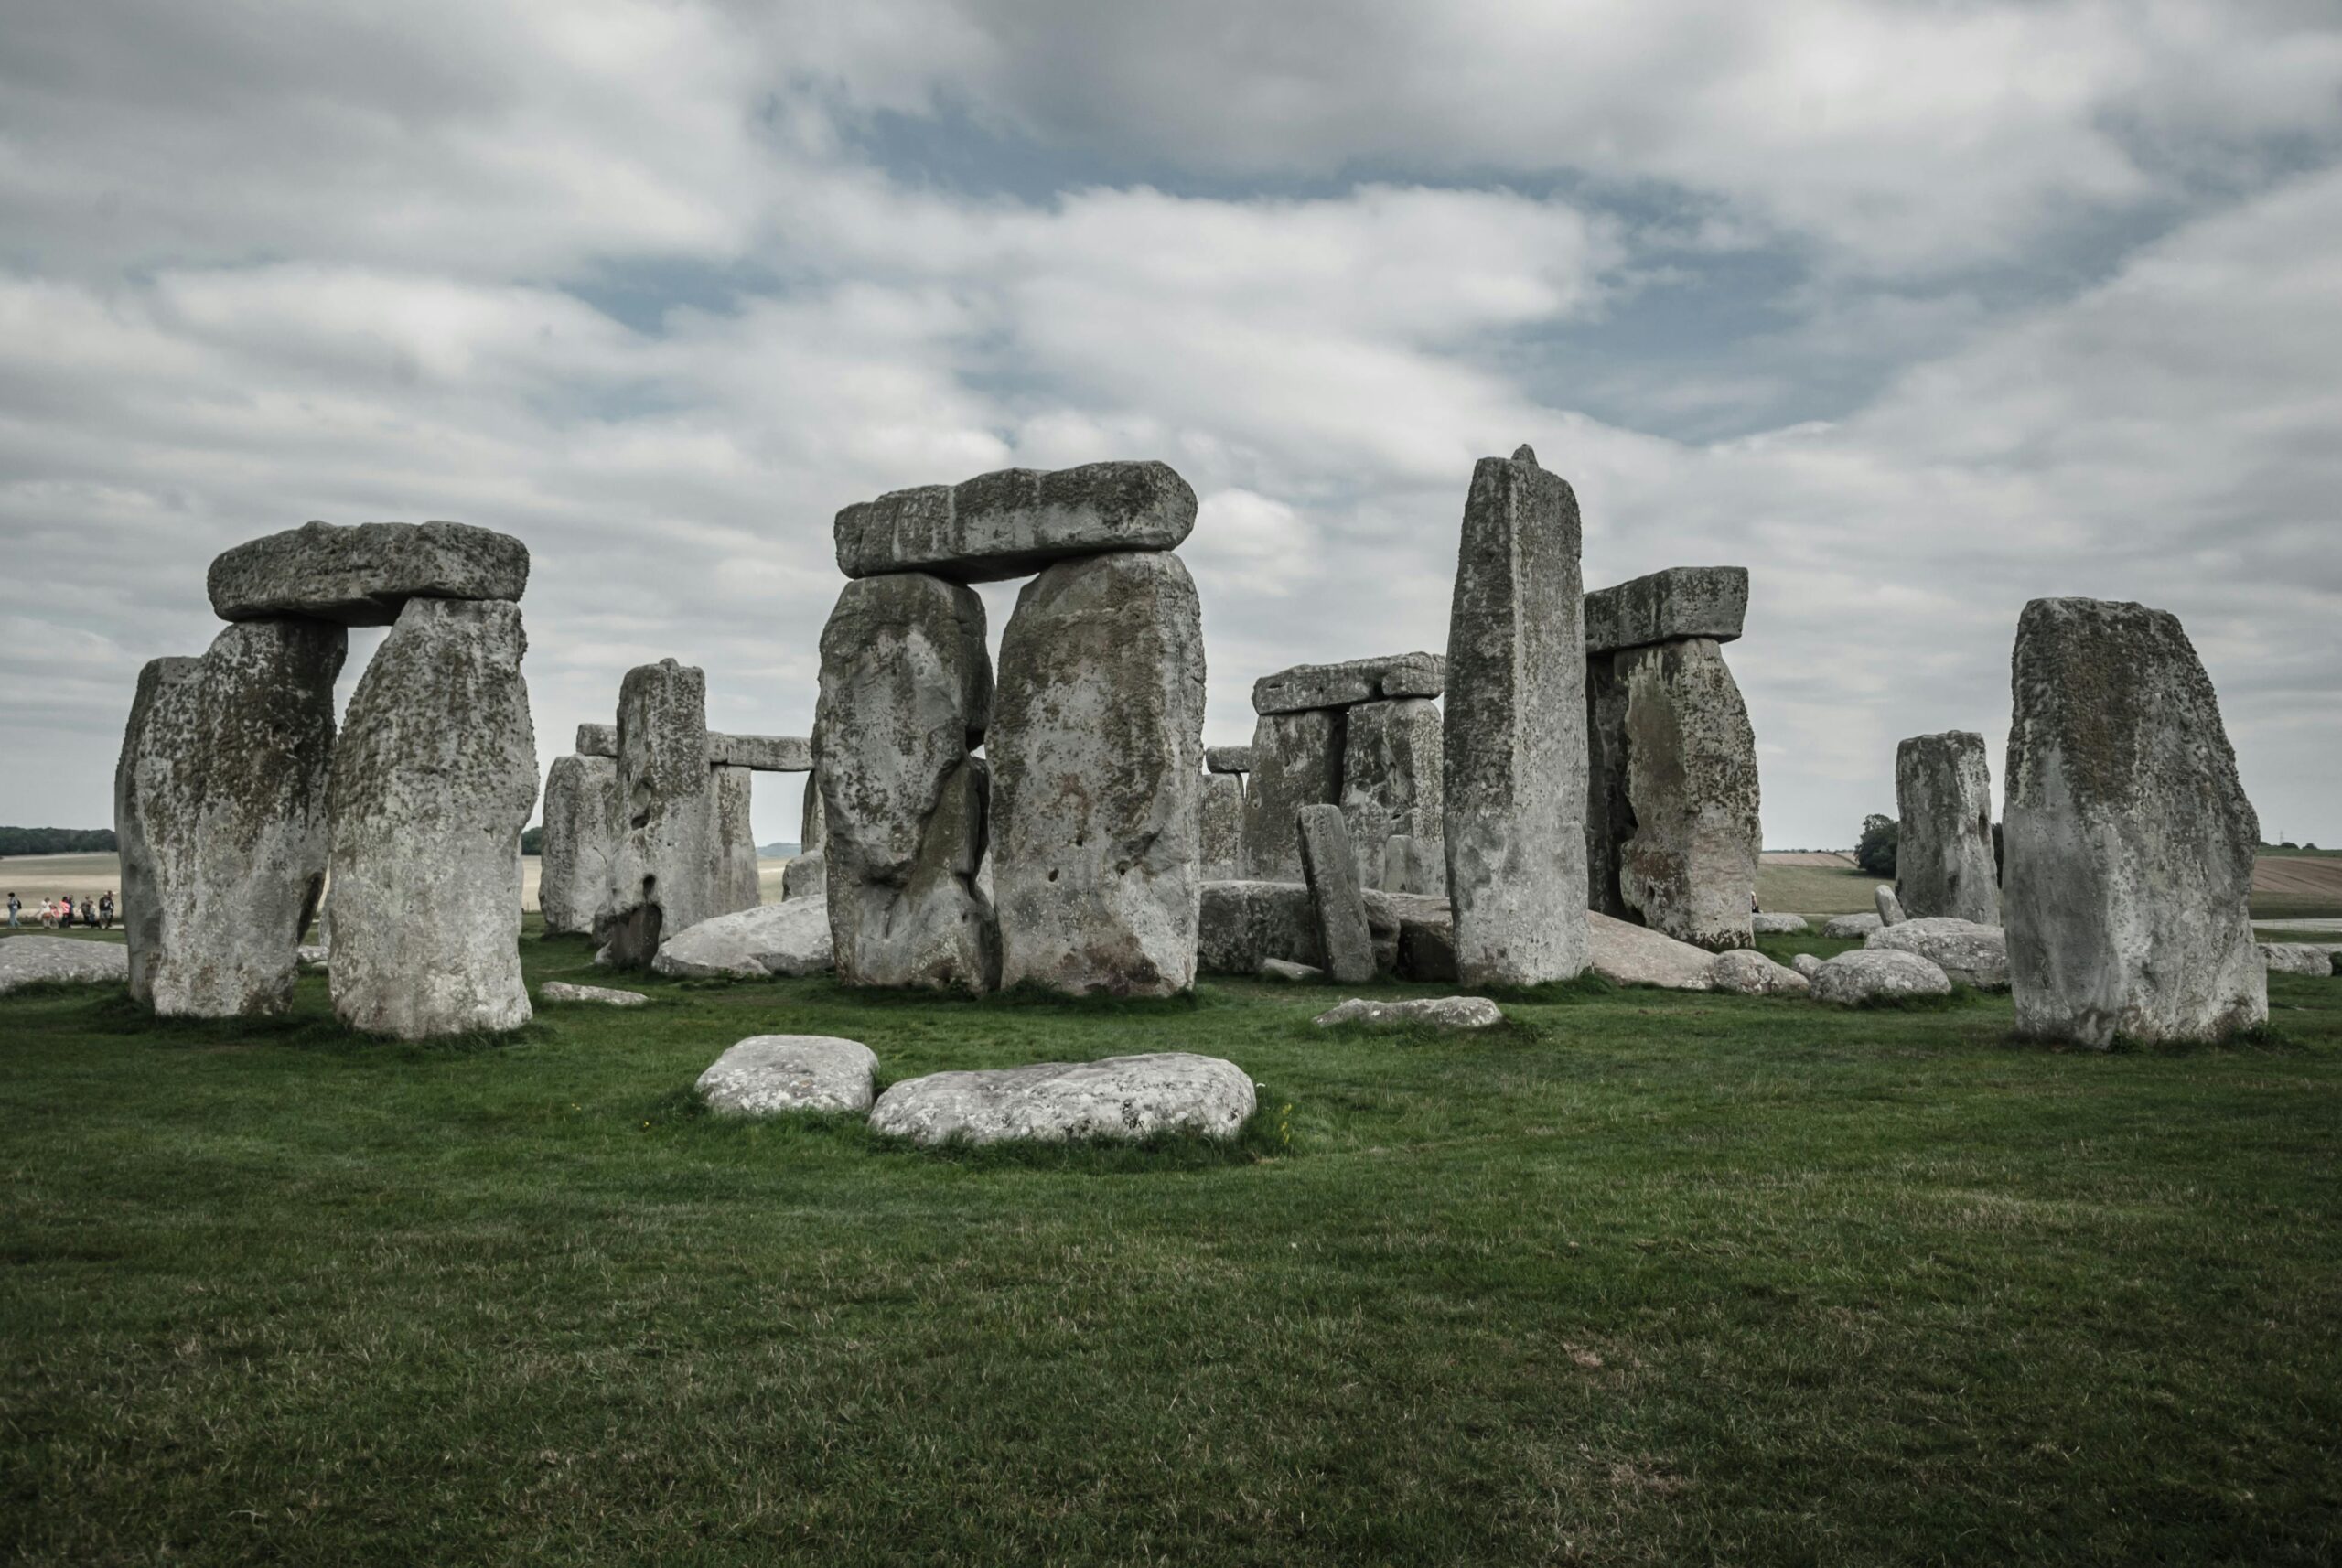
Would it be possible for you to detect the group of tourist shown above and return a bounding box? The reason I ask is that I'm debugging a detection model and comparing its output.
[4,891,113,929]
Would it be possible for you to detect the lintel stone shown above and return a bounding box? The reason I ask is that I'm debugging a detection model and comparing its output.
[1583,566,1746,655]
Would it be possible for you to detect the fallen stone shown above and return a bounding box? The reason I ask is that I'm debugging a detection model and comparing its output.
[596,660,715,967]
[1707,948,1810,995]
[540,981,649,1007]
[1605,638,1760,950]
[1823,912,1884,940]
[296,944,329,969]
[1313,995,1505,1030]
[1588,909,1714,991]
[575,722,617,757]
[697,1036,877,1117]
[781,850,827,902]
[1199,772,1245,882]
[992,552,1205,997]
[1582,565,1748,655]
[1895,731,2001,924]
[704,763,762,919]
[539,754,618,936]
[1297,804,1376,984]
[1241,709,1341,882]
[1443,446,1587,985]
[869,1053,1254,1146]
[1875,885,1907,927]
[1790,952,1824,980]
[1752,913,1810,934]
[2004,597,2265,1047]
[1341,697,1442,886]
[208,519,528,626]
[1810,948,1952,1005]
[1197,880,1420,977]
[114,620,343,1016]
[1205,745,1254,775]
[1259,957,1323,983]
[706,733,812,772]
[1868,918,2009,989]
[652,897,833,980]
[328,597,536,1039]
[1252,652,1445,714]
[2261,942,2333,977]
[0,936,128,994]
[835,460,1196,583]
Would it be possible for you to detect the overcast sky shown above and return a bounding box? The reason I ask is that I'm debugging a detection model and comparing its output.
[3,0,2338,849]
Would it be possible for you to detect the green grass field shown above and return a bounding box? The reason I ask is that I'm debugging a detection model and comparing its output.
[4,924,2338,1565]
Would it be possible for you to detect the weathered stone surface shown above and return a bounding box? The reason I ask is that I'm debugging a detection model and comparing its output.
[296,944,329,969]
[815,575,996,992]
[652,897,833,980]
[115,621,343,1016]
[1443,447,1586,985]
[328,598,535,1038]
[539,754,618,937]
[1199,772,1245,882]
[1259,957,1323,983]
[781,850,827,902]
[1588,910,1714,991]
[705,764,762,918]
[1341,698,1442,888]
[835,461,1196,583]
[0,935,129,994]
[1314,995,1505,1030]
[1896,731,2000,924]
[992,552,1205,997]
[706,733,812,772]
[1205,745,1254,775]
[2261,942,2333,976]
[1752,913,1810,934]
[1810,948,1952,1005]
[1604,639,1759,951]
[2004,597,2265,1047]
[697,1035,876,1117]
[1868,918,2008,989]
[1381,833,1448,898]
[540,981,648,1007]
[1196,880,1421,976]
[1707,948,1810,995]
[872,1052,1253,1145]
[800,768,828,854]
[595,660,714,968]
[1297,805,1376,984]
[1242,709,1341,882]
[575,723,617,757]
[1875,885,1906,927]
[1582,648,1635,919]
[1790,952,1824,980]
[209,520,528,626]
[1252,652,1445,714]
[1823,912,1884,940]
[1583,566,1747,655]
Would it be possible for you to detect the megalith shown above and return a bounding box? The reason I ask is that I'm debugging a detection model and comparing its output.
[1610,639,1761,951]
[1896,731,2000,924]
[815,573,997,992]
[706,763,761,917]
[539,753,618,936]
[208,519,529,625]
[2004,597,2265,1047]
[1242,710,1342,881]
[1340,696,1443,887]
[1200,771,1245,881]
[1297,804,1375,984]
[991,551,1205,996]
[1442,445,1587,985]
[834,461,1196,583]
[596,659,715,968]
[113,619,345,1015]
[328,597,536,1037]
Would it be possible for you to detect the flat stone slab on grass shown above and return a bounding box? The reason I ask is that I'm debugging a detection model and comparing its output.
[209,520,529,625]
[1707,948,1810,995]
[2261,942,2335,976]
[1752,912,1810,934]
[1259,958,1323,983]
[540,981,649,1007]
[1313,995,1506,1030]
[834,461,1196,583]
[1588,910,1715,991]
[652,898,833,980]
[0,936,128,994]
[1822,912,1884,940]
[868,1052,1254,1146]
[698,1036,877,1116]
[1252,652,1445,714]
[1810,948,1953,1005]
[1869,918,2010,989]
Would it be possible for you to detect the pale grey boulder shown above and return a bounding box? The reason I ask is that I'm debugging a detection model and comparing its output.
[1822,912,1884,940]
[2004,597,2265,1047]
[1587,910,1714,991]
[1205,745,1254,775]
[1314,995,1505,1029]
[1752,912,1810,934]
[1810,948,1952,1005]
[114,620,343,1016]
[835,460,1196,583]
[1790,952,1824,980]
[1606,639,1760,951]
[1868,918,2009,989]
[1875,885,1907,927]
[1442,446,1587,985]
[1200,771,1245,882]
[869,1052,1254,1145]
[296,944,329,969]
[1297,804,1375,984]
[1241,709,1341,882]
[1341,697,1442,887]
[328,598,536,1038]
[706,733,812,772]
[992,552,1205,996]
[705,764,763,918]
[815,574,997,992]
[596,660,715,968]
[208,519,528,626]
[539,981,648,1007]
[1259,957,1323,983]
[1895,731,2000,924]
[781,850,827,902]
[575,723,618,757]
[0,936,129,994]
[1252,652,1445,714]
[652,897,833,980]
[697,1035,877,1117]
[2260,942,2333,977]
[1583,566,1748,656]
[539,755,618,936]
[1708,948,1810,995]
[1381,833,1448,898]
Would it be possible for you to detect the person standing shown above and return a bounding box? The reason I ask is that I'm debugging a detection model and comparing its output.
[99,891,114,929]
[5,891,18,927]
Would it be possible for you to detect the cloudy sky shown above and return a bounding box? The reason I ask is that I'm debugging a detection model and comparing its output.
[4,0,2338,849]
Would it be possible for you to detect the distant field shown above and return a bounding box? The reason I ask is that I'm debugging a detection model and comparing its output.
[0,854,790,914]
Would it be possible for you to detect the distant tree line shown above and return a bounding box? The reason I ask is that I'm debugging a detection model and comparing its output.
[1855,814,1898,878]
[521,826,544,855]
[0,826,117,856]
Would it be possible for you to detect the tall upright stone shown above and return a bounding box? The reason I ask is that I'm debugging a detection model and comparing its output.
[1200,771,1245,881]
[1896,731,2000,925]
[539,753,618,936]
[328,598,536,1037]
[1610,639,1760,950]
[799,769,828,854]
[1242,710,1341,882]
[113,620,344,1015]
[1442,445,1586,985]
[595,659,715,967]
[1296,804,1375,984]
[2004,597,2265,1047]
[706,763,761,917]
[1340,696,1442,889]
[992,552,1205,996]
[816,574,997,992]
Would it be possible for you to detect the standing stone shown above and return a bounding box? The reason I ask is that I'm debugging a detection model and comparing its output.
[834,461,1197,583]
[815,574,996,992]
[1896,731,2000,924]
[1442,445,1587,985]
[1874,884,1906,927]
[799,767,829,854]
[1583,650,1636,918]
[1242,709,1341,882]
[706,764,761,917]
[1381,833,1447,897]
[539,754,618,936]
[1341,697,1443,888]
[328,598,535,1038]
[1296,804,1375,984]
[1199,771,1245,881]
[596,660,714,968]
[1606,639,1760,951]
[781,849,827,902]
[992,552,1205,996]
[113,620,344,1015]
[2004,597,2265,1047]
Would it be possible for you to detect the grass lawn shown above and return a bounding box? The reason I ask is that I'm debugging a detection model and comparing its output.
[4,924,2339,1565]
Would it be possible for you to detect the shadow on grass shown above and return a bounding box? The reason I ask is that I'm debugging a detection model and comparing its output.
[82,989,554,1056]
